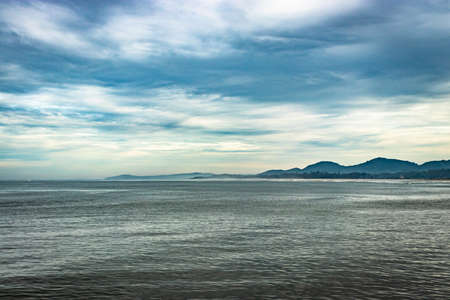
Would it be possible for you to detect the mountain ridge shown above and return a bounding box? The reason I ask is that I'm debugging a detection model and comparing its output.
[258,157,450,176]
[105,158,450,180]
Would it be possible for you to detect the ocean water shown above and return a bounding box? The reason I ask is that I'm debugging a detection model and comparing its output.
[0,180,449,299]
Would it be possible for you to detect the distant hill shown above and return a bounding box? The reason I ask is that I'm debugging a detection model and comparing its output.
[302,161,345,173]
[105,158,450,180]
[420,160,450,171]
[258,169,286,177]
[258,158,450,178]
[346,158,418,173]
[105,172,214,181]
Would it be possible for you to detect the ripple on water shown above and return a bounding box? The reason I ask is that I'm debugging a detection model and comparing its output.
[0,180,449,299]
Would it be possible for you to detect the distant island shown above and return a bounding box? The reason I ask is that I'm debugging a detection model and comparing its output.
[105,157,450,180]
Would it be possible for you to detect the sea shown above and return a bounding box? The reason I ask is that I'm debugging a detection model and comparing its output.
[0,180,449,299]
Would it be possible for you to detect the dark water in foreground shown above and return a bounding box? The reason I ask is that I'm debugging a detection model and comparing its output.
[1,180,449,299]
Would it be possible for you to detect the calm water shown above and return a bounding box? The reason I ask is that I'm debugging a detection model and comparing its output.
[0,180,449,299]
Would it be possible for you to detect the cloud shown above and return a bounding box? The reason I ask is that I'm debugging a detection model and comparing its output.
[0,63,39,82]
[0,1,109,59]
[230,0,365,30]
[0,0,367,60]
[0,0,449,178]
[97,0,365,58]
[1,1,447,101]
[92,1,233,59]
[0,83,449,178]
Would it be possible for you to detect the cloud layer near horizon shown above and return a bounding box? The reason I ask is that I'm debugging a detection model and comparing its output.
[0,0,449,179]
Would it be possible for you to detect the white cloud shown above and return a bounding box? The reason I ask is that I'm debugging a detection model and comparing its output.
[0,2,109,58]
[0,0,367,60]
[322,43,375,58]
[97,0,367,58]
[1,84,449,178]
[231,0,365,30]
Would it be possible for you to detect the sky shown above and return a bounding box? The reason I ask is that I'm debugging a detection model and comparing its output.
[0,0,449,179]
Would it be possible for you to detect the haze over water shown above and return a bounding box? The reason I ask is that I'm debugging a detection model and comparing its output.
[1,180,449,299]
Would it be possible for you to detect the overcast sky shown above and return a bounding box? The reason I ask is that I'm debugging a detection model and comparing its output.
[0,0,449,179]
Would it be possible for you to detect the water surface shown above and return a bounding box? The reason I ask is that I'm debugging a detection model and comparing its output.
[1,180,449,299]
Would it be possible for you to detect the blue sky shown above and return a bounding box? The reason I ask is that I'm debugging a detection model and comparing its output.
[0,0,449,179]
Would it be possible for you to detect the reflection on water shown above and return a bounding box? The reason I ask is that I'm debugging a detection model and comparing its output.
[1,180,449,299]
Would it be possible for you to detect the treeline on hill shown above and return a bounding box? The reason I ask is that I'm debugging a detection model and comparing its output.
[257,169,450,179]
